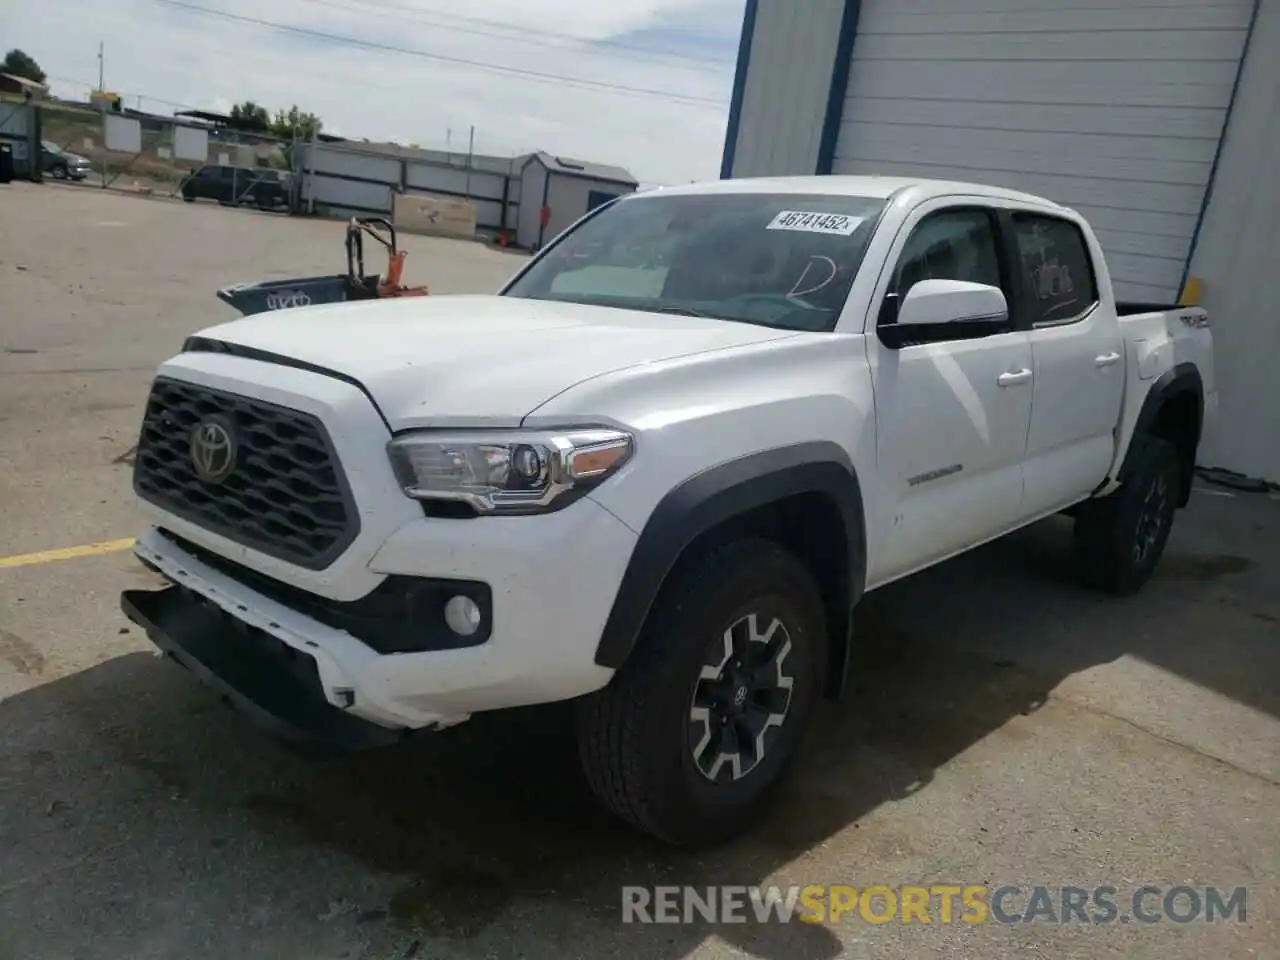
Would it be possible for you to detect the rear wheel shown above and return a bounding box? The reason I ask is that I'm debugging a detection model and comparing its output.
[577,539,826,847]
[1074,438,1181,595]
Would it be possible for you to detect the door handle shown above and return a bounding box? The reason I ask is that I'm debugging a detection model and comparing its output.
[997,368,1033,387]
[1095,352,1121,367]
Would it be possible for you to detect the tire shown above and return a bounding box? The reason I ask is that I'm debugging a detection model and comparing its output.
[1073,438,1181,596]
[51,165,68,180]
[577,538,827,847]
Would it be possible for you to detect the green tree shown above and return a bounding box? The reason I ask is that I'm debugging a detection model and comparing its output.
[228,100,270,133]
[270,105,323,142]
[1,49,46,84]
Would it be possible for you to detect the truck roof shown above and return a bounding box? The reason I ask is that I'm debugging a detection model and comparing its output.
[644,174,1067,211]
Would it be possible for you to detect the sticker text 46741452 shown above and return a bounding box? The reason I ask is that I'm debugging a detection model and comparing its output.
[766,211,864,236]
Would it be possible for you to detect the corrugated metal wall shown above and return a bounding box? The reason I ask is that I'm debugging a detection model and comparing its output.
[298,143,522,232]
[0,102,35,176]
[832,0,1255,302]
[1187,0,1279,481]
[729,0,846,178]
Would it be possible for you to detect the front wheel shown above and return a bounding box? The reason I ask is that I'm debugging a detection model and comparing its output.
[50,165,68,180]
[1074,438,1181,595]
[577,539,826,847]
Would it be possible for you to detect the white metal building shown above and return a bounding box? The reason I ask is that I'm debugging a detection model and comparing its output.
[721,0,1280,482]
[296,142,637,250]
[298,140,527,236]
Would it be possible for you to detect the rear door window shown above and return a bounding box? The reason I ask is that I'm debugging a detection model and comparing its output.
[1010,213,1100,325]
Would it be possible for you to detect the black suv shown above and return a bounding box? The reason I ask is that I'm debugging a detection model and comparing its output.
[181,165,290,210]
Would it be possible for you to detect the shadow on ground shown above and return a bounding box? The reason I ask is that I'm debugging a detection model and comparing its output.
[0,494,1276,958]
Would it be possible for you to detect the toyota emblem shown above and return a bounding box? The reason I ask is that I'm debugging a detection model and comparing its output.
[190,419,236,484]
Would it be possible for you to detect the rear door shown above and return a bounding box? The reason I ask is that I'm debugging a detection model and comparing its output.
[1012,210,1125,515]
[186,166,212,199]
[865,200,1034,586]
[199,166,231,202]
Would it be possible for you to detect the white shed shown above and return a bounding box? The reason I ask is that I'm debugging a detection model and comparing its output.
[516,152,638,251]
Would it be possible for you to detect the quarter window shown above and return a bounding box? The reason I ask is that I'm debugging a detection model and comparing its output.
[1011,213,1099,324]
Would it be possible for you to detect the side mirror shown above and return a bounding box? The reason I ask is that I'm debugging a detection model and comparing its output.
[896,278,1008,328]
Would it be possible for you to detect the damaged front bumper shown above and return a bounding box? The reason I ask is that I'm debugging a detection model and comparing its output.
[122,585,409,751]
[119,527,476,751]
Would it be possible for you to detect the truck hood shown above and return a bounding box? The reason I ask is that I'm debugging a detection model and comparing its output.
[188,294,794,429]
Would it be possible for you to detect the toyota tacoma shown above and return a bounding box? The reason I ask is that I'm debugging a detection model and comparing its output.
[121,175,1215,846]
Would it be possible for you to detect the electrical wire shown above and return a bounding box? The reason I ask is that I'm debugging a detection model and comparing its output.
[293,0,736,73]
[151,0,728,108]
[46,74,205,113]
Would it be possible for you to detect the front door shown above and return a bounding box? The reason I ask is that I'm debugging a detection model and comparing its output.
[866,203,1034,586]
[1012,211,1125,516]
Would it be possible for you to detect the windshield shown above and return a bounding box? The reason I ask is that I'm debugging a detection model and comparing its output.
[42,141,63,155]
[503,191,886,332]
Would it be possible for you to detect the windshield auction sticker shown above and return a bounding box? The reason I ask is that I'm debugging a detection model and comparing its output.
[767,211,864,236]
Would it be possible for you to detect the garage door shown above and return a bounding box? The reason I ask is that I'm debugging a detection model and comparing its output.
[831,0,1255,302]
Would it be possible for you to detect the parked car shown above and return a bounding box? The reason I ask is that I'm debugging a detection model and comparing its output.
[41,141,91,181]
[120,175,1215,847]
[181,164,290,210]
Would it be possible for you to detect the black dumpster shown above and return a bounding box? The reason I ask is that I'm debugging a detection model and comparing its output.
[0,143,14,184]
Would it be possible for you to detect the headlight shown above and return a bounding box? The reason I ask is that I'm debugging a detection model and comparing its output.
[387,428,634,515]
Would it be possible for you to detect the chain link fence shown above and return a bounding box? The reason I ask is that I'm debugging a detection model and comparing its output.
[36,99,292,201]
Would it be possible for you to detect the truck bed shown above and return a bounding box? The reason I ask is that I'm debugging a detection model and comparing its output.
[1117,301,1183,317]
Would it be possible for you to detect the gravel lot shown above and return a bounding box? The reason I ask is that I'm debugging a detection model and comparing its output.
[1,183,1277,960]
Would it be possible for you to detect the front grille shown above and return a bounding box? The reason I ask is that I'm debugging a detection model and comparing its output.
[134,377,359,569]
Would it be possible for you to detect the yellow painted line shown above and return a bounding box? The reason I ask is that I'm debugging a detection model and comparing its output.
[0,538,136,570]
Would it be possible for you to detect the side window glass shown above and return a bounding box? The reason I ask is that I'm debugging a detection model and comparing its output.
[880,209,1004,329]
[1011,214,1099,324]
[893,209,1003,298]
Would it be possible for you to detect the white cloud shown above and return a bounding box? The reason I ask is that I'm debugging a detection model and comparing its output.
[13,0,744,184]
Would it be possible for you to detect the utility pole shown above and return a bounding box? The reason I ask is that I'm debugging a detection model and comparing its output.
[465,124,474,198]
[97,42,107,190]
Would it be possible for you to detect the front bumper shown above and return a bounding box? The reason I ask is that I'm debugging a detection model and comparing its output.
[126,488,636,741]
[122,585,405,751]
[125,354,640,745]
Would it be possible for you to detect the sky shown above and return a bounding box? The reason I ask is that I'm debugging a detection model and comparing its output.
[2,0,746,185]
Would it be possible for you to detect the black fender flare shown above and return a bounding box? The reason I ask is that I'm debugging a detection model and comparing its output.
[593,442,867,697]
[1119,362,1204,505]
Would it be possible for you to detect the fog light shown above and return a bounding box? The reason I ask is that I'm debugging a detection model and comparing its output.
[444,595,482,637]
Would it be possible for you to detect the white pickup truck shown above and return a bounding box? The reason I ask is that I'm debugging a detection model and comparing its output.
[122,175,1215,846]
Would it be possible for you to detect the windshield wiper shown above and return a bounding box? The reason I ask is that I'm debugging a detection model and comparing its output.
[647,304,713,319]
